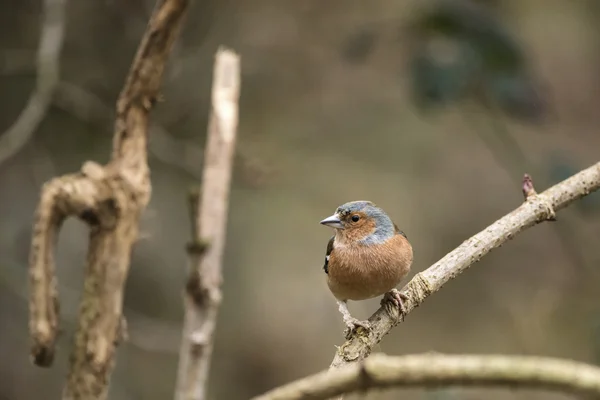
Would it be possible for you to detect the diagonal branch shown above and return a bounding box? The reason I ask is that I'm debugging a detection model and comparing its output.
[330,162,600,370]
[174,48,241,400]
[27,0,191,399]
[0,0,66,166]
[253,353,600,400]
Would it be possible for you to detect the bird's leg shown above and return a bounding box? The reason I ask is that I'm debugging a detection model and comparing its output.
[337,300,371,339]
[381,288,409,322]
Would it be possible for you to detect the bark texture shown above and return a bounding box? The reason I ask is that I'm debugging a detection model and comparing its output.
[27,1,191,398]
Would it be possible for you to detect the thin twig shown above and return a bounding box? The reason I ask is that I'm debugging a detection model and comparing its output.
[27,0,190,399]
[253,353,600,400]
[0,0,66,166]
[329,163,600,370]
[174,48,241,400]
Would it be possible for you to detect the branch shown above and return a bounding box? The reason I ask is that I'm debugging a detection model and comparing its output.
[27,0,190,399]
[0,0,66,165]
[330,163,600,370]
[174,48,241,400]
[253,353,600,400]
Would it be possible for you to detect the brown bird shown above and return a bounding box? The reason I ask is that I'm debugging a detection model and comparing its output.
[320,201,413,337]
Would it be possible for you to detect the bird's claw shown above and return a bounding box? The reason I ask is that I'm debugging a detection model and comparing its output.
[343,317,371,339]
[381,288,409,322]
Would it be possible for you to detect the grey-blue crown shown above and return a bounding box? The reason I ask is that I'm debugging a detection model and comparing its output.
[336,201,385,220]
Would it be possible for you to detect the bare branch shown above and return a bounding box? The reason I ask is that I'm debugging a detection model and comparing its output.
[0,0,66,165]
[27,0,191,399]
[330,163,600,370]
[253,353,600,400]
[174,48,241,400]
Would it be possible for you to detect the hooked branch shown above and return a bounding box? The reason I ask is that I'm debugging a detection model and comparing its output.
[27,0,191,399]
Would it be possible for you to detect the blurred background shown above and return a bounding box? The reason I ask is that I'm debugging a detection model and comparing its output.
[1,0,600,399]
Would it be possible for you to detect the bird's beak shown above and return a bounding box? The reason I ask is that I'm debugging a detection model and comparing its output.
[320,214,344,229]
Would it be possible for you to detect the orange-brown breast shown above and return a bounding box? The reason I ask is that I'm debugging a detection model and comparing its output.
[327,234,413,301]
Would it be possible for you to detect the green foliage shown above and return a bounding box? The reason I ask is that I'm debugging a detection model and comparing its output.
[408,0,544,121]
[411,39,478,108]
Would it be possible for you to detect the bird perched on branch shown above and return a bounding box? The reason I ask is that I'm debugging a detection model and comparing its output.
[320,201,413,337]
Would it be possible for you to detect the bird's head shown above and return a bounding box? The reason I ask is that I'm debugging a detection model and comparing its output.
[320,200,395,244]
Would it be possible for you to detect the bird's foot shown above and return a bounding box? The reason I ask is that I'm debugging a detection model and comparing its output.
[381,288,409,323]
[343,316,371,339]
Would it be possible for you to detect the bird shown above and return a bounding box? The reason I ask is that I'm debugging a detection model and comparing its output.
[320,200,413,337]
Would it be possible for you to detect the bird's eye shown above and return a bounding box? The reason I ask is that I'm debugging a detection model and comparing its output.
[351,215,360,222]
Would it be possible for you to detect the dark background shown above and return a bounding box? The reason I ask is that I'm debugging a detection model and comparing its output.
[1,0,600,399]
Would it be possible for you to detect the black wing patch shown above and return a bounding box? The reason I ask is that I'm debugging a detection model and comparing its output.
[323,235,335,274]
[394,223,407,239]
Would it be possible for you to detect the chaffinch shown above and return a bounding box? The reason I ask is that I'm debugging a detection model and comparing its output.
[320,200,413,337]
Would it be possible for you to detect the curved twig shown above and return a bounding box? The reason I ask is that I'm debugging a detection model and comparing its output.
[253,353,600,400]
[0,0,66,165]
[330,163,600,369]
